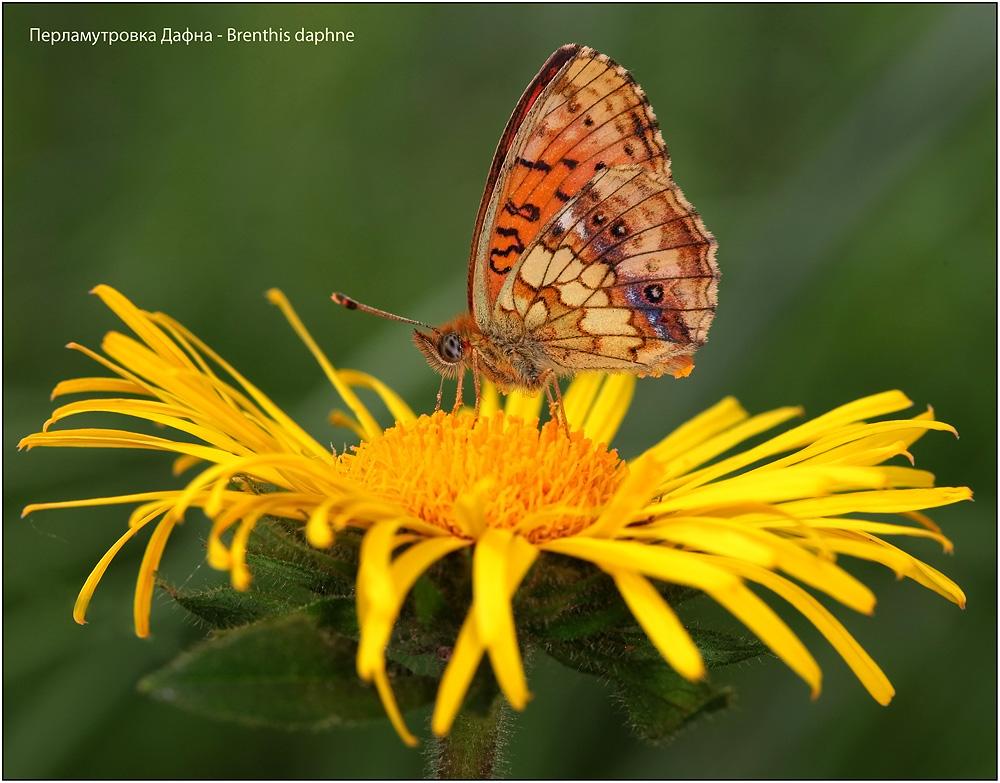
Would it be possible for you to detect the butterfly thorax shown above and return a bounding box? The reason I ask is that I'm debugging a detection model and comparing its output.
[413,311,552,393]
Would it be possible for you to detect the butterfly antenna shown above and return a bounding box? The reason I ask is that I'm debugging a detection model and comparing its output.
[331,292,432,330]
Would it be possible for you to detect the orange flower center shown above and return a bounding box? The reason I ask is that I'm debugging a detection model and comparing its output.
[335,410,627,541]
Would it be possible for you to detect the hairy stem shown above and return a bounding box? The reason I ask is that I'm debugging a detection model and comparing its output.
[426,697,510,779]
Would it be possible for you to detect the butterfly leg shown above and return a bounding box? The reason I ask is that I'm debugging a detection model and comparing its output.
[452,371,465,414]
[435,376,446,413]
[470,351,483,417]
[539,370,570,434]
[472,371,483,417]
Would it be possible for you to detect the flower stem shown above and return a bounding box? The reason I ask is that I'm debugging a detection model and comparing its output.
[427,697,510,779]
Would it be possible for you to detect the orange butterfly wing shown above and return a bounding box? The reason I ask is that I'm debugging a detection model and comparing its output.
[469,45,673,321]
[495,165,717,378]
[469,45,718,380]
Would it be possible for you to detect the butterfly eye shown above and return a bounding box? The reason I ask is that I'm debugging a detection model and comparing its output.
[438,333,466,364]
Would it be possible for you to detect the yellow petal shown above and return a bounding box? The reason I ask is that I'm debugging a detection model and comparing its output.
[544,537,740,593]
[720,557,895,704]
[473,528,515,647]
[133,515,179,638]
[561,372,605,428]
[73,520,147,625]
[265,288,382,440]
[478,379,502,416]
[305,498,338,548]
[432,613,484,736]
[503,387,544,421]
[436,533,537,732]
[776,487,972,518]
[337,369,417,425]
[372,668,418,747]
[580,373,635,446]
[762,420,957,473]
[91,285,195,370]
[627,517,776,565]
[583,451,661,538]
[22,490,183,517]
[651,466,891,515]
[484,534,537,711]
[665,393,919,493]
[645,396,749,464]
[781,517,953,549]
[609,568,706,681]
[654,405,803,487]
[822,531,966,606]
[356,535,469,680]
[52,377,149,398]
[356,520,403,629]
[705,575,823,698]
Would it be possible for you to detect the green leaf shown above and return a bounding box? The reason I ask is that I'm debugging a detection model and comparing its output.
[250,516,359,585]
[244,552,345,601]
[615,673,731,743]
[139,609,437,730]
[412,573,448,627]
[162,580,296,630]
[544,631,741,743]
[517,556,629,638]
[306,596,360,637]
[687,628,770,669]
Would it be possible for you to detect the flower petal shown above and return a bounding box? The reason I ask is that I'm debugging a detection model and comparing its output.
[544,537,740,592]
[562,372,605,428]
[432,613,483,736]
[133,515,180,638]
[473,528,515,645]
[645,396,749,463]
[435,532,537,731]
[654,405,803,487]
[372,668,419,747]
[715,556,895,704]
[478,379,502,416]
[580,373,635,446]
[650,466,893,515]
[776,486,972,518]
[608,567,706,681]
[503,387,544,421]
[337,369,417,425]
[265,289,382,440]
[52,377,150,398]
[73,517,150,625]
[485,534,537,711]
[583,451,660,538]
[706,575,823,698]
[91,285,195,370]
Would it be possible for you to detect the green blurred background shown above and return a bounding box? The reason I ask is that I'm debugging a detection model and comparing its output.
[4,3,995,778]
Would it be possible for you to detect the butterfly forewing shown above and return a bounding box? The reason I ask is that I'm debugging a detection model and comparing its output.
[470,46,674,324]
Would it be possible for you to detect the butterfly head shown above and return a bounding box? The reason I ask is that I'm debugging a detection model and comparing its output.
[413,318,474,380]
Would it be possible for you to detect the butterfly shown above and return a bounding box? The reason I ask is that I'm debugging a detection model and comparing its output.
[334,44,718,410]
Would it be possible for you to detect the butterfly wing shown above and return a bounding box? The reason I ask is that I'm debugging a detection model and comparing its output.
[494,164,718,378]
[469,45,673,326]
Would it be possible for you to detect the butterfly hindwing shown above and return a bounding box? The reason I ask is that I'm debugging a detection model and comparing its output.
[495,165,718,377]
[469,46,671,325]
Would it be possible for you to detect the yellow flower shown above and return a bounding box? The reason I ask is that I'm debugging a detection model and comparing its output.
[20,286,971,746]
